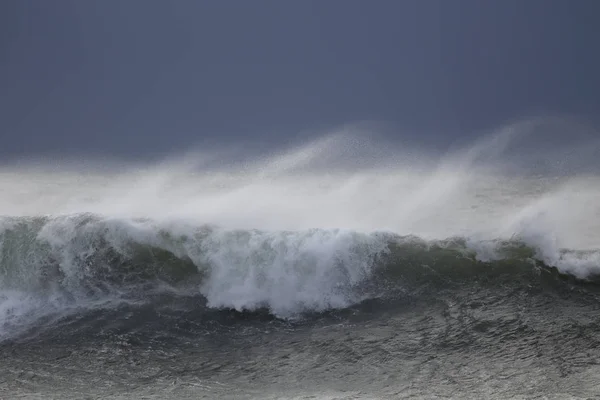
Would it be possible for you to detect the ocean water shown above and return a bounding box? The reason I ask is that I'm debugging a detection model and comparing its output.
[2,120,600,399]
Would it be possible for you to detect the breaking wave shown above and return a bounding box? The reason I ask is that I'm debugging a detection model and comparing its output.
[1,214,599,339]
[1,117,600,339]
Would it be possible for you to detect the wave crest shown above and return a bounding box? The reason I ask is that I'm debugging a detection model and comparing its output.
[1,213,599,339]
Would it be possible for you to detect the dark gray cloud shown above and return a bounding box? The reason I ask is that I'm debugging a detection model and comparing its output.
[1,0,599,159]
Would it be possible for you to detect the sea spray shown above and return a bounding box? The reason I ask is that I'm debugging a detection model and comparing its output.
[0,118,599,338]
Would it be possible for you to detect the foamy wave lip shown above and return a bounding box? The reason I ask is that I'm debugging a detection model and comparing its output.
[195,228,388,317]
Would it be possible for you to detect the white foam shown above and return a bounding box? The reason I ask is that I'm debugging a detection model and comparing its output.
[194,228,387,316]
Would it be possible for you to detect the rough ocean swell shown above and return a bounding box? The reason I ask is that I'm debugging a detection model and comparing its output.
[3,120,600,399]
[2,213,600,337]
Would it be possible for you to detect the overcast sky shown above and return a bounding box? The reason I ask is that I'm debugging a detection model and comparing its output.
[1,0,599,159]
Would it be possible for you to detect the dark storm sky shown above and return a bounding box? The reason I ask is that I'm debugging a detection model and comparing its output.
[1,0,599,159]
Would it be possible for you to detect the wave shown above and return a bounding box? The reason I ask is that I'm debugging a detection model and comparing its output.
[1,213,599,339]
[1,119,600,339]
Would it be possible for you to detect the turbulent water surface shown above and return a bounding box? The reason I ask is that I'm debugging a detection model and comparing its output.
[2,121,600,399]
